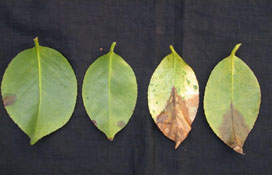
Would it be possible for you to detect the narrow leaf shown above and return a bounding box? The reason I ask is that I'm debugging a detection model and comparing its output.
[82,42,137,140]
[1,37,77,145]
[204,44,261,154]
[148,45,199,149]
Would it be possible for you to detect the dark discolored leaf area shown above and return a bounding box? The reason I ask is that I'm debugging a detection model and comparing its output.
[204,44,261,154]
[1,37,77,145]
[156,87,197,149]
[3,94,16,107]
[219,104,250,154]
[148,45,199,149]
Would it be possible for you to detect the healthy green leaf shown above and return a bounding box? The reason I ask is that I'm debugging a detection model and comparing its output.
[148,45,199,149]
[1,37,77,145]
[82,42,137,140]
[204,43,261,154]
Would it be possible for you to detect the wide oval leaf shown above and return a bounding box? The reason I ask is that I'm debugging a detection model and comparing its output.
[82,42,137,140]
[204,44,261,154]
[148,45,199,149]
[1,37,77,145]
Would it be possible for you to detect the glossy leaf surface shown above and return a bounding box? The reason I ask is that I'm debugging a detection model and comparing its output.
[148,46,199,149]
[204,44,261,154]
[82,42,137,140]
[1,38,77,145]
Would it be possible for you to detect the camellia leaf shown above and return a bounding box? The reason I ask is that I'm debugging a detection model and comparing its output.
[1,37,77,145]
[148,45,199,149]
[204,44,261,154]
[82,42,137,140]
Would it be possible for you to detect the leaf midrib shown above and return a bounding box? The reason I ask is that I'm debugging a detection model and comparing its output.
[106,42,116,138]
[231,55,235,137]
[230,44,241,146]
[32,38,42,143]
[108,51,113,137]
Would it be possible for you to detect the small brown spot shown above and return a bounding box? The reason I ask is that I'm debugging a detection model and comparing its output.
[218,104,250,155]
[91,120,97,126]
[3,94,16,107]
[117,121,126,128]
[100,48,103,51]
[108,137,113,141]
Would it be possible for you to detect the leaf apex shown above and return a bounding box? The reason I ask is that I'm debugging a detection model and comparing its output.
[107,137,114,141]
[30,138,38,145]
[233,145,245,155]
[231,43,242,56]
[175,140,182,149]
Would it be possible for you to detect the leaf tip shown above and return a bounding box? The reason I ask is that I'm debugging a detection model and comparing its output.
[110,42,117,53]
[30,138,38,145]
[108,137,114,141]
[231,43,242,56]
[233,145,245,155]
[175,141,182,149]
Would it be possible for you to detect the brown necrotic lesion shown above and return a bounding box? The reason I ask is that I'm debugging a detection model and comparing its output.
[155,87,198,149]
[218,104,250,154]
[3,94,16,107]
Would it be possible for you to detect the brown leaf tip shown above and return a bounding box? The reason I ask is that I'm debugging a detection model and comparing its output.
[3,94,16,107]
[117,121,126,128]
[108,137,113,141]
[233,145,244,155]
[175,141,182,149]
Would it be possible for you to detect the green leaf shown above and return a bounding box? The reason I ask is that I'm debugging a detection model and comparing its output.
[204,44,261,154]
[82,42,137,140]
[1,37,77,145]
[148,45,199,149]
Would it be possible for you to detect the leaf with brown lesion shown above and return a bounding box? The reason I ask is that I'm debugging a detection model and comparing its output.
[155,87,198,149]
[148,45,199,149]
[218,104,250,154]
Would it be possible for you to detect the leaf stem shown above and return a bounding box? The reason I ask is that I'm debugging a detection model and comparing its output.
[231,43,242,56]
[110,42,117,53]
[169,45,177,55]
[34,37,40,51]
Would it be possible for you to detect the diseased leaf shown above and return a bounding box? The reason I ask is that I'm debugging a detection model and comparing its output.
[148,45,199,149]
[82,42,137,140]
[204,44,261,154]
[1,37,77,145]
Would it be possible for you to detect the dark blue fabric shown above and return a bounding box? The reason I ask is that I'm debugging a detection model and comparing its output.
[0,0,271,174]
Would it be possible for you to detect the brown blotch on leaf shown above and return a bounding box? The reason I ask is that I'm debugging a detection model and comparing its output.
[3,94,16,107]
[117,121,126,128]
[156,87,194,149]
[184,94,199,122]
[91,120,97,126]
[218,104,250,155]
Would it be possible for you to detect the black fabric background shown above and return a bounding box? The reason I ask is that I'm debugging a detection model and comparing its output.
[0,0,271,175]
